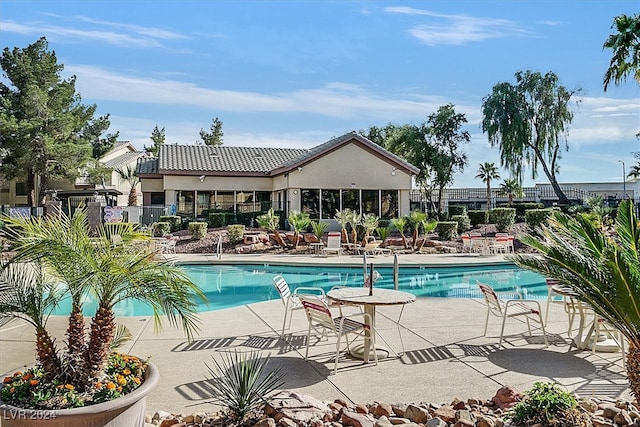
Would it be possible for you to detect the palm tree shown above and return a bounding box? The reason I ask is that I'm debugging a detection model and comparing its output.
[334,209,351,245]
[628,161,640,180]
[390,217,409,250]
[287,210,311,248]
[345,209,362,247]
[511,200,640,399]
[361,213,379,244]
[602,13,640,91]
[0,208,205,390]
[256,208,287,248]
[499,178,523,205]
[406,211,427,249]
[476,162,500,210]
[115,165,140,206]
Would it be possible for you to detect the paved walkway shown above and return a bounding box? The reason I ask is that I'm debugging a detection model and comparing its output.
[0,252,631,416]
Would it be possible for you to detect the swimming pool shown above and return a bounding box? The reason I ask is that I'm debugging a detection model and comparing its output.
[54,263,547,316]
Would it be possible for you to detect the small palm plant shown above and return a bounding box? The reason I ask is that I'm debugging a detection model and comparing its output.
[361,213,379,244]
[391,217,409,249]
[310,220,329,242]
[287,210,311,248]
[511,200,640,399]
[334,209,351,245]
[256,208,287,248]
[0,207,205,408]
[406,211,427,249]
[345,209,362,246]
[206,350,284,420]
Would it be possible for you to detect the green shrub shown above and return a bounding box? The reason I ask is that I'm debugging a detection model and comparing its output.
[435,221,458,241]
[468,210,488,227]
[188,222,208,240]
[450,214,471,234]
[525,209,554,233]
[448,205,467,216]
[375,226,390,242]
[510,202,544,219]
[159,215,181,232]
[227,224,245,244]
[488,207,516,232]
[151,222,171,237]
[506,382,585,426]
[209,212,226,228]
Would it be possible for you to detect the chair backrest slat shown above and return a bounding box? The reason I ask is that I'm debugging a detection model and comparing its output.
[273,275,291,302]
[301,298,335,329]
[477,281,503,315]
[326,232,341,249]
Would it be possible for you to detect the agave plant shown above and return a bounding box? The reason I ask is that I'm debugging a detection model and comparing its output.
[511,200,640,399]
[0,207,205,395]
[206,350,284,420]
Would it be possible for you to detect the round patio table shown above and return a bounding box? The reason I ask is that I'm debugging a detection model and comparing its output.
[327,287,416,361]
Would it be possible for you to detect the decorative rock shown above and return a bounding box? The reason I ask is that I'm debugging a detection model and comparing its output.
[603,404,622,419]
[278,418,297,427]
[388,417,411,424]
[154,410,173,421]
[580,398,599,412]
[373,402,393,418]
[356,404,369,414]
[159,419,179,427]
[404,404,430,423]
[453,420,474,427]
[491,386,522,410]
[374,416,393,427]
[433,405,456,423]
[615,409,634,425]
[254,418,276,427]
[476,415,496,427]
[341,410,375,427]
[425,418,448,427]
[391,404,407,417]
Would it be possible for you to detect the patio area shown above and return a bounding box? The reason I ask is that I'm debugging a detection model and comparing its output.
[0,253,631,416]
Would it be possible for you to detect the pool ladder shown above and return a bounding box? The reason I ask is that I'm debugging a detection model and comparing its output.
[216,235,223,259]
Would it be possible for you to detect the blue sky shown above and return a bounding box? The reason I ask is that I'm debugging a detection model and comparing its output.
[1,1,638,188]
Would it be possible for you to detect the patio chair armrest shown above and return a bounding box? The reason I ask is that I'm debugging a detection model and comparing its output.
[495,291,522,300]
[504,299,543,311]
[293,286,327,298]
[340,311,372,324]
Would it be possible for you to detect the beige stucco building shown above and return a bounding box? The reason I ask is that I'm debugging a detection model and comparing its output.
[136,132,420,223]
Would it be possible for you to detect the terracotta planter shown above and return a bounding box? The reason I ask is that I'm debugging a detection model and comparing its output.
[0,362,159,427]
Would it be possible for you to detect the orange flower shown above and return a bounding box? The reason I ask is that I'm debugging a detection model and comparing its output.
[133,377,141,385]
[13,371,22,377]
[106,382,116,390]
[122,368,131,375]
[57,385,64,390]
[3,377,12,383]
[64,384,74,391]
[117,386,123,392]
[117,376,126,386]
[29,379,38,386]
[95,382,103,389]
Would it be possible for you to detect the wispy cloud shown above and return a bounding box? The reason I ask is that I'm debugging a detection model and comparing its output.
[0,15,193,49]
[384,7,532,46]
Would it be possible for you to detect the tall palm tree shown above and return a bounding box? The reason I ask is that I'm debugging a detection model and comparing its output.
[499,178,523,205]
[475,162,500,210]
[602,13,640,91]
[511,200,640,399]
[115,165,140,206]
[1,207,205,390]
[628,161,640,180]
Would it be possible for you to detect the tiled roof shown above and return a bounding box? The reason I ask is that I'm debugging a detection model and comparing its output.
[102,151,145,170]
[158,144,307,174]
[136,156,159,175]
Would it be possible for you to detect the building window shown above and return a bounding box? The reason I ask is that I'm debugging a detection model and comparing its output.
[362,190,379,216]
[255,191,271,212]
[381,190,398,218]
[342,189,359,212]
[321,189,339,219]
[15,182,27,196]
[301,189,320,219]
[196,191,213,216]
[176,190,194,216]
[150,192,165,205]
[215,192,234,211]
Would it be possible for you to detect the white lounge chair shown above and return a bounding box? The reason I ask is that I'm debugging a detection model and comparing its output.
[322,232,344,257]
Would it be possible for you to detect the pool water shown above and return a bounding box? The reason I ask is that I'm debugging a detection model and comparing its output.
[54,263,547,316]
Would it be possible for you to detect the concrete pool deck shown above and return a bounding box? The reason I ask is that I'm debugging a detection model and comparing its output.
[0,252,631,417]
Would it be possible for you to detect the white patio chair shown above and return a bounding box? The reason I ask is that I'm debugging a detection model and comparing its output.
[272,275,330,337]
[322,232,344,257]
[299,296,378,374]
[477,281,548,348]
